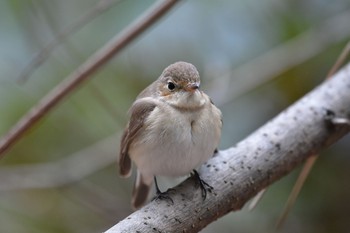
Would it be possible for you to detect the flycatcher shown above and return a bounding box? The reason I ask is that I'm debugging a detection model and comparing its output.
[119,61,222,209]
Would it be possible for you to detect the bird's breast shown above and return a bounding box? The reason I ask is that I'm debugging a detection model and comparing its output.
[129,100,221,177]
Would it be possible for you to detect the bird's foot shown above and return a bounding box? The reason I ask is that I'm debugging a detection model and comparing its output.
[191,170,213,200]
[152,177,174,205]
[152,190,174,205]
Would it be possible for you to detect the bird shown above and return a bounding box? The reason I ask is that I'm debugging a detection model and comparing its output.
[119,61,222,209]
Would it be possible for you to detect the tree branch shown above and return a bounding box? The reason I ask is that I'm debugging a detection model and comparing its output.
[0,0,181,157]
[105,62,350,232]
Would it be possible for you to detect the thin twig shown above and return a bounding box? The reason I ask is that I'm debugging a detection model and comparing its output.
[0,0,181,158]
[326,41,350,79]
[0,135,117,191]
[275,155,318,230]
[88,84,125,124]
[209,9,350,106]
[18,0,123,83]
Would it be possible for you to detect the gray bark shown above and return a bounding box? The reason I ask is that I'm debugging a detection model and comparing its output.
[105,62,350,233]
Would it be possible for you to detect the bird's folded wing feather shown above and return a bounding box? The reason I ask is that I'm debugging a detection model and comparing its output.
[119,99,157,177]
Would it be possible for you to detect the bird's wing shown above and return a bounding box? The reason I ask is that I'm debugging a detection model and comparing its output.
[119,99,156,177]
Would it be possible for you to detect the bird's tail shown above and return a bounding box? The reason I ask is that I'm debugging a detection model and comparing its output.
[132,170,153,209]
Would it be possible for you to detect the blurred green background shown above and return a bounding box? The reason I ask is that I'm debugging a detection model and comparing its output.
[1,0,350,232]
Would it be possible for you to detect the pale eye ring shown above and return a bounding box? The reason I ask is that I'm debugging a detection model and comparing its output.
[167,81,176,91]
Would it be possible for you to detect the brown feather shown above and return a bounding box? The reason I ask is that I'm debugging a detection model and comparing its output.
[132,171,152,209]
[118,99,156,177]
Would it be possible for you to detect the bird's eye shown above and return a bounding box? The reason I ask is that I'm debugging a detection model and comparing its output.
[167,82,176,91]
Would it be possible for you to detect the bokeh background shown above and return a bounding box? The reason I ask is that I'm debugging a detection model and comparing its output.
[1,0,350,232]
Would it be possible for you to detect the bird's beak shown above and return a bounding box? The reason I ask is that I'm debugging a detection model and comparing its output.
[184,82,199,92]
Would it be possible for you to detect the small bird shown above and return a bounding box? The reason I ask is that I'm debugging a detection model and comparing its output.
[119,61,222,209]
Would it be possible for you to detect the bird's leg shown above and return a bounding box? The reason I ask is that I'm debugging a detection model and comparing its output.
[191,170,213,200]
[152,177,174,205]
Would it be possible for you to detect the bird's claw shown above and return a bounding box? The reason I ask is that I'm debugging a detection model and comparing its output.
[191,170,213,200]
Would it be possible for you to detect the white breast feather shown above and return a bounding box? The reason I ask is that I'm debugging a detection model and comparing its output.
[129,96,221,178]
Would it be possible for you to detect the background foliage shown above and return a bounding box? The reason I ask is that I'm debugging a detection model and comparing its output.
[1,0,350,232]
